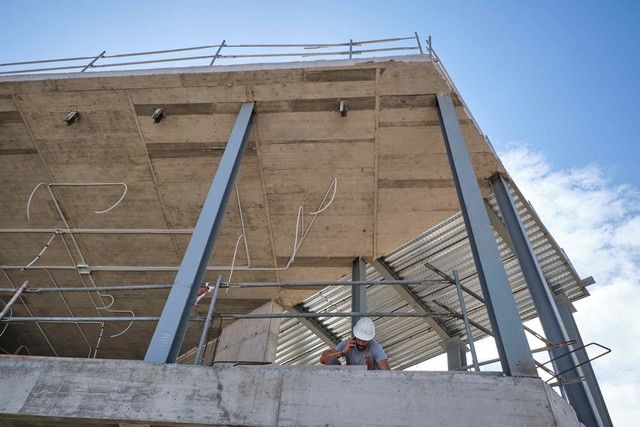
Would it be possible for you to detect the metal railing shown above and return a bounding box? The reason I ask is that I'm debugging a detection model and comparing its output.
[0,272,610,382]
[0,32,486,158]
[0,33,432,76]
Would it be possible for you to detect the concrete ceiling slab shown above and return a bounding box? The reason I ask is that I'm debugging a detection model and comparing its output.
[0,56,506,360]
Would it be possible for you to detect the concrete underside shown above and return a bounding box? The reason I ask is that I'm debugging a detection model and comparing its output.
[0,55,505,359]
[0,356,580,427]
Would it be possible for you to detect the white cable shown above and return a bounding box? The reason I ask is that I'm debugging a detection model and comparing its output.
[308,177,338,215]
[13,345,30,355]
[108,309,135,338]
[93,293,115,310]
[235,183,251,266]
[26,182,46,222]
[21,232,58,270]
[93,322,104,357]
[0,301,11,338]
[226,235,245,292]
[94,183,127,214]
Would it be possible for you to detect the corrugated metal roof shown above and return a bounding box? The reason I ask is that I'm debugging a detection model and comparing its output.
[275,182,589,370]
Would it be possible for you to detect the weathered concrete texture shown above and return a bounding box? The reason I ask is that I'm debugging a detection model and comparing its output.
[0,356,581,427]
[178,300,282,365]
[0,55,505,358]
[214,300,282,363]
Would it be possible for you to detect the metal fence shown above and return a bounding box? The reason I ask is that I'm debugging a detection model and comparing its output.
[0,33,432,76]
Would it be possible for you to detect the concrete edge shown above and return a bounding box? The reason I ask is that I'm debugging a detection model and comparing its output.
[0,54,432,83]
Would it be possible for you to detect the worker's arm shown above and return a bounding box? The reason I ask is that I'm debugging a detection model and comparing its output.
[373,342,390,370]
[319,339,353,365]
[376,359,390,370]
[319,348,343,365]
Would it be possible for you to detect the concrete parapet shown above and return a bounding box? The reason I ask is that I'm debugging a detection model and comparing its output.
[0,356,581,426]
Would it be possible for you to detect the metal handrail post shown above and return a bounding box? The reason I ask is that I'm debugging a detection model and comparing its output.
[209,40,225,66]
[348,39,353,59]
[81,51,106,72]
[427,35,433,58]
[194,275,222,365]
[414,32,424,55]
[453,271,479,371]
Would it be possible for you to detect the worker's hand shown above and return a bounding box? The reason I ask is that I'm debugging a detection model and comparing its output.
[342,337,357,354]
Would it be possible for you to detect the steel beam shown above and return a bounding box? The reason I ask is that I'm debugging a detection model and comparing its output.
[555,293,612,427]
[483,198,515,251]
[351,257,367,329]
[436,93,536,377]
[491,174,602,426]
[144,102,254,363]
[371,258,452,341]
[289,304,341,347]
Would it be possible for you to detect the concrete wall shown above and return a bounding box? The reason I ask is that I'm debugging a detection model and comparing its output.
[214,301,282,363]
[0,356,581,426]
[178,301,282,365]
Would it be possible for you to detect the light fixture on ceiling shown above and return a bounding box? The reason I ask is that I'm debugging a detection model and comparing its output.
[64,111,79,126]
[151,107,165,123]
[339,100,348,117]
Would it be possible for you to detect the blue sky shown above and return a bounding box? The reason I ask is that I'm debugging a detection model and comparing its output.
[1,1,638,185]
[2,1,639,424]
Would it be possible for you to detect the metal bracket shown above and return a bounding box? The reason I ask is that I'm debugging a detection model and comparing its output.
[76,264,91,275]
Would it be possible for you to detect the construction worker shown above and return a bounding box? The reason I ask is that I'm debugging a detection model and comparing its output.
[319,317,390,370]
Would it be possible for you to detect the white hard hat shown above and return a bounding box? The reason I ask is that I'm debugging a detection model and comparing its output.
[353,317,375,341]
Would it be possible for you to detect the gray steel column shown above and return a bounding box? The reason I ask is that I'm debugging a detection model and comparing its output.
[436,93,536,377]
[444,337,467,371]
[556,293,612,426]
[145,102,255,363]
[351,257,367,329]
[491,174,603,426]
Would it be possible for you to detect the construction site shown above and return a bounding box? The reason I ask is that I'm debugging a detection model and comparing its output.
[0,35,612,426]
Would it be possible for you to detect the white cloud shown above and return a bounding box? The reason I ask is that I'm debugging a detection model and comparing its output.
[501,144,640,425]
[408,144,640,425]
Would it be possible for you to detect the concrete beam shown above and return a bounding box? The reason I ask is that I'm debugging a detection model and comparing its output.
[0,356,582,426]
[443,336,468,371]
[177,300,282,365]
[214,301,282,363]
[371,258,452,341]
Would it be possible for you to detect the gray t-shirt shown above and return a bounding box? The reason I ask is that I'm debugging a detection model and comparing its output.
[328,339,387,370]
